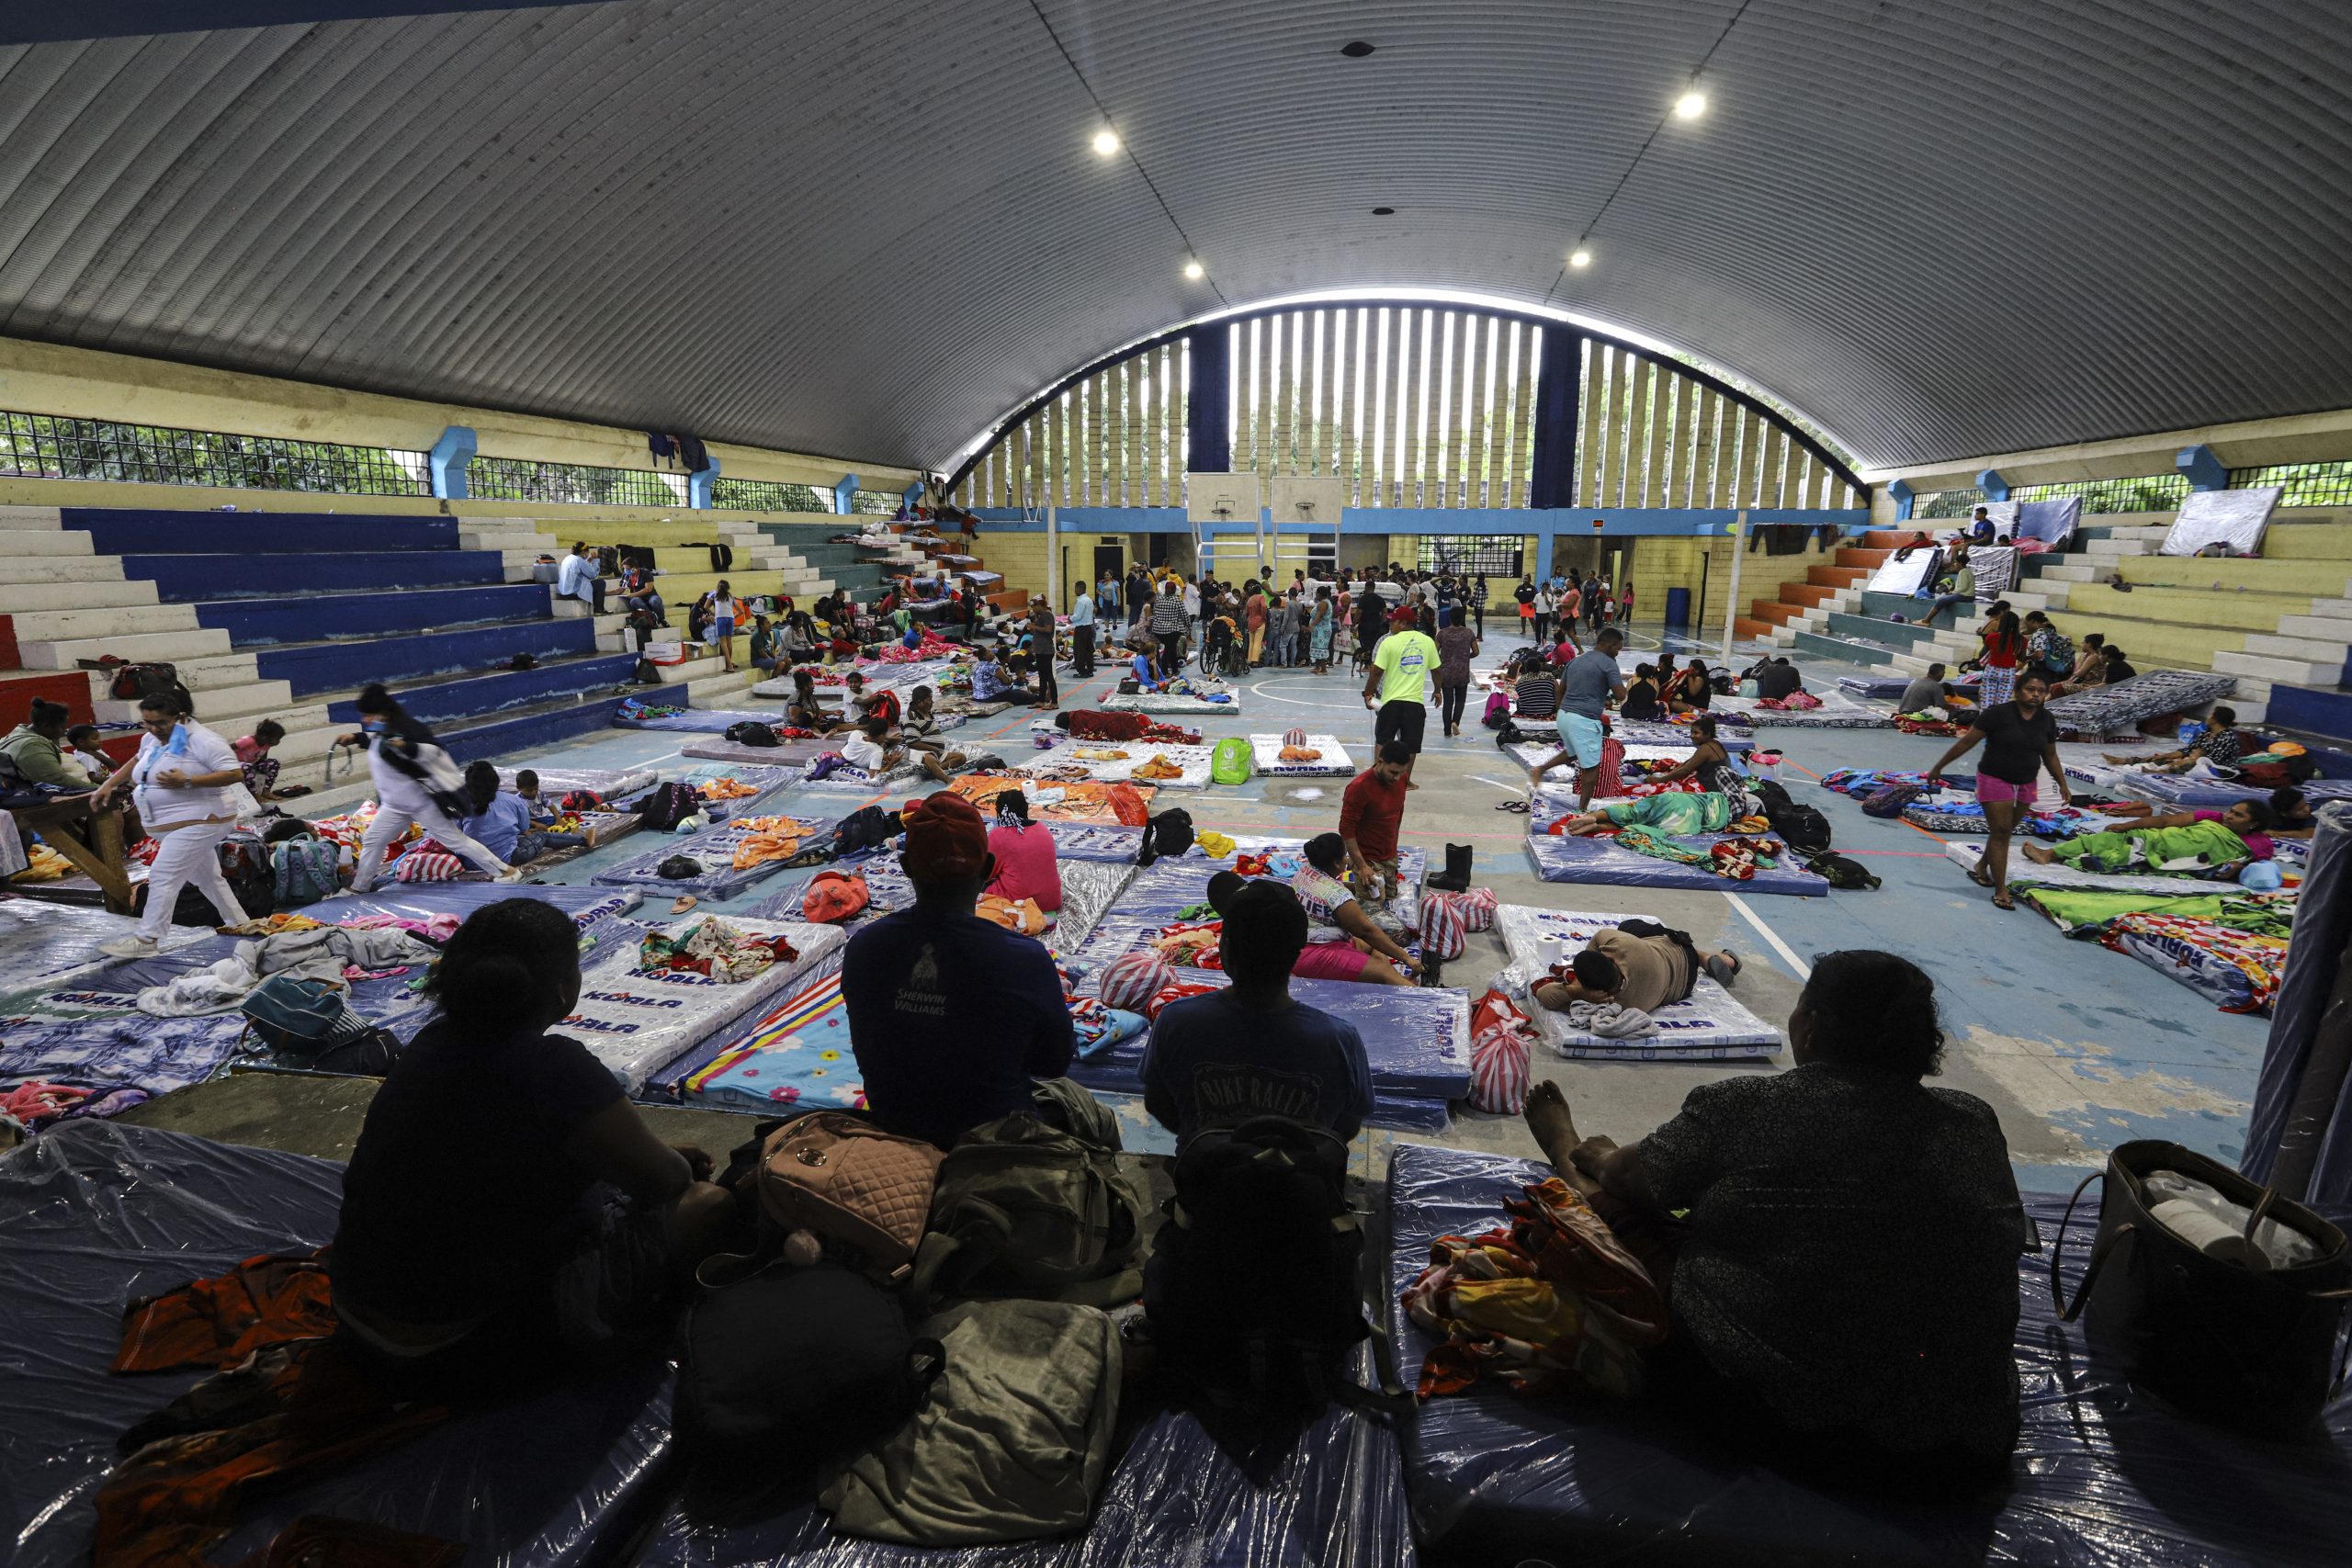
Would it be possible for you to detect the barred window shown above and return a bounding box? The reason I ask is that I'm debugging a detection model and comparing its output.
[711,477,835,513]
[850,489,902,514]
[469,458,686,507]
[1914,486,1988,519]
[2227,462,2352,509]
[0,411,426,496]
[1416,536,1523,577]
[2008,473,2188,513]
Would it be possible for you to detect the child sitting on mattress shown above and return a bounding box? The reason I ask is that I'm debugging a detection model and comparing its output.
[1522,950,2029,1475]
[332,899,737,1395]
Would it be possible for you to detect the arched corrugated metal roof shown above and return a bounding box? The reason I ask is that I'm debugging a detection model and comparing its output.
[1,0,2346,474]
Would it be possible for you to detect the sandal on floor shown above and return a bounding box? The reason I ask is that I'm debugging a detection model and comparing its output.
[1968,864,1994,888]
[1991,892,2016,911]
[1497,799,1531,813]
[671,895,699,914]
[1704,952,1741,986]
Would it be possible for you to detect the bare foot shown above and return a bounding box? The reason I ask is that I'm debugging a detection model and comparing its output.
[1524,1080,1586,1177]
[2021,844,2056,864]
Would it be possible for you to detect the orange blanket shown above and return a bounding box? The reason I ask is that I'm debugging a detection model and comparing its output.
[946,776,1152,826]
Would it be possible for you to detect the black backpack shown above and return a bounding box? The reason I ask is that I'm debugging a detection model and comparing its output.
[1804,849,1882,890]
[1767,800,1832,852]
[638,781,701,830]
[1136,807,1193,867]
[1146,1118,1406,1423]
[1747,777,1793,816]
[832,804,902,853]
[678,1261,938,1465]
[723,720,779,748]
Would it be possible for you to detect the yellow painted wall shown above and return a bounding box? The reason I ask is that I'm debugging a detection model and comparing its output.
[1634,532,1832,629]
[0,335,920,492]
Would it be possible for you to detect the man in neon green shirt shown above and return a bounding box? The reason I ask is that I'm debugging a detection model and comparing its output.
[1363,605,1438,787]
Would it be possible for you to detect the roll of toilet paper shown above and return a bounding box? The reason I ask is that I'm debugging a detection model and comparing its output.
[2149,1199,2270,1270]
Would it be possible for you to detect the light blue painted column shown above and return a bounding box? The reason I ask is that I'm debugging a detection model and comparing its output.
[1887,478,1915,521]
[688,457,720,509]
[427,425,476,501]
[1974,468,2010,502]
[833,473,859,515]
[2177,444,2229,491]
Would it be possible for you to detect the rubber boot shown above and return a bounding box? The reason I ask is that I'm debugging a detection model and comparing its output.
[1426,841,1474,894]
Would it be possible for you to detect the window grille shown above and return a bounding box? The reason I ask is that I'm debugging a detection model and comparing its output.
[0,411,426,496]
[711,477,834,512]
[469,458,686,507]
[2226,462,2352,509]
[1417,536,1524,577]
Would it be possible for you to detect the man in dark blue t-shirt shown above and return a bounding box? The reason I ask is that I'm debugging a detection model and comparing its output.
[843,791,1074,1148]
[1142,880,1374,1140]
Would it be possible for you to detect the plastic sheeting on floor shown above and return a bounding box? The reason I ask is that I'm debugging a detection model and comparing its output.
[0,1121,679,1568]
[1525,830,1827,897]
[793,760,928,794]
[679,739,826,770]
[0,897,217,991]
[615,706,789,733]
[2245,801,2352,1205]
[1491,904,1785,1061]
[335,882,646,931]
[1713,691,1893,728]
[1385,1141,2352,1568]
[572,917,846,1095]
[2047,669,2237,735]
[636,1342,1416,1567]
[1044,824,1148,862]
[1611,718,1756,751]
[1250,733,1356,776]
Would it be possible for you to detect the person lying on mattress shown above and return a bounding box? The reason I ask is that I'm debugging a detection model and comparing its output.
[1523,950,2029,1476]
[1549,782,1761,838]
[2268,786,2318,839]
[2021,799,2276,874]
[1214,840,1418,986]
[331,898,737,1396]
[986,789,1061,913]
[1141,878,1374,1140]
[1530,919,1739,1015]
[843,791,1079,1149]
[2102,705,2242,775]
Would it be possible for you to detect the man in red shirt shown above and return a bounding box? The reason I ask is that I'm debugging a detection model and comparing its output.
[1340,741,1413,907]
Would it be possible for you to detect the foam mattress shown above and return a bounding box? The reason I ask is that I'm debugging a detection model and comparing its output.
[1385,1141,2352,1568]
[1492,904,1785,1060]
[1714,690,1892,728]
[1099,688,1243,715]
[591,818,827,899]
[613,705,789,732]
[2047,669,2237,734]
[1945,839,2255,896]
[571,917,845,1094]
[495,763,660,800]
[0,1122,678,1568]
[1250,733,1356,775]
[1525,829,1827,897]
[1022,740,1220,790]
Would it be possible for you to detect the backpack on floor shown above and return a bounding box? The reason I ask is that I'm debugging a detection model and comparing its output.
[1763,796,1831,852]
[915,1097,1145,1304]
[1146,1116,1408,1422]
[639,782,701,831]
[1861,782,1924,818]
[723,721,779,748]
[271,836,343,907]
[802,869,870,923]
[1210,737,1251,785]
[833,805,902,854]
[1135,807,1193,867]
[1748,777,1793,816]
[1804,850,1881,890]
[240,974,398,1075]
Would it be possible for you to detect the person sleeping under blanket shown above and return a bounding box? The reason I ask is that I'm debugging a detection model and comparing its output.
[1550,787,1765,838]
[2021,800,2276,874]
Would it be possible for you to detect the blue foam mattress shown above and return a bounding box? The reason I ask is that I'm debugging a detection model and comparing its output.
[615,706,790,732]
[0,1121,677,1568]
[593,827,806,899]
[1385,1142,2352,1567]
[1523,830,1827,897]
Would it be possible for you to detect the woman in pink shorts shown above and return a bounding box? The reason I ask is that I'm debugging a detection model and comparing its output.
[1923,671,2071,910]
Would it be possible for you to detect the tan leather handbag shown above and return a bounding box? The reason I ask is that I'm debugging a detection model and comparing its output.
[752,1112,943,1280]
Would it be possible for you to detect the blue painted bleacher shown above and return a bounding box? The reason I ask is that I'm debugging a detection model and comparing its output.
[86,507,641,760]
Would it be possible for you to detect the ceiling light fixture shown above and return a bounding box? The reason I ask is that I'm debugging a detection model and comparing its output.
[1340,40,1375,58]
[1569,249,1592,268]
[1372,206,1396,216]
[1673,88,1707,119]
[1183,259,1205,280]
[1091,128,1121,157]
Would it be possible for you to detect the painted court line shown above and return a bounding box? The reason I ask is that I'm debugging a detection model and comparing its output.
[1724,890,1812,981]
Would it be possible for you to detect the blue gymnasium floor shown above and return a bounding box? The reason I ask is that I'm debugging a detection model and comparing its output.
[444,622,2276,1192]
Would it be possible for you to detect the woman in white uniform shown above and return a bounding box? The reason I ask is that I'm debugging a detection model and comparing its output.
[340,683,518,892]
[91,694,250,958]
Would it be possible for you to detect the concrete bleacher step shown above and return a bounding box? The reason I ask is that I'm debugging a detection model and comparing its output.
[93,680,306,728]
[255,615,606,697]
[198,582,555,646]
[12,626,236,669]
[0,557,131,588]
[2,603,200,642]
[313,650,641,728]
[0,578,157,614]
[1792,629,1895,665]
[0,529,98,557]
